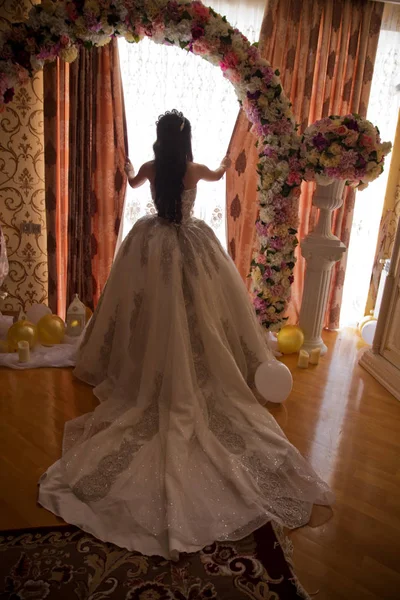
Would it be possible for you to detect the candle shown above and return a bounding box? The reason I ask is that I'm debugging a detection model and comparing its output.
[18,340,30,363]
[297,349,309,369]
[310,348,321,365]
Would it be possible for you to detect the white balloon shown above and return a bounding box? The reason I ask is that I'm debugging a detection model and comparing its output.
[26,303,52,325]
[255,359,293,405]
[361,320,377,345]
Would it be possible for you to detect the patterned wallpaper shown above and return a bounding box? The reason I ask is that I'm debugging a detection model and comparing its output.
[0,0,48,314]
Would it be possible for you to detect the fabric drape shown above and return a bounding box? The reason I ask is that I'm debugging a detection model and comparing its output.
[226,0,383,328]
[0,225,9,289]
[44,39,128,316]
[366,109,400,315]
[43,60,69,317]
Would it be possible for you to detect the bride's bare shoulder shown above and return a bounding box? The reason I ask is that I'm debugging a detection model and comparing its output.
[143,160,155,172]
[188,162,204,172]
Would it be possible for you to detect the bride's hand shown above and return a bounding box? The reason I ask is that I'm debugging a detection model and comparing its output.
[124,158,135,180]
[221,155,232,170]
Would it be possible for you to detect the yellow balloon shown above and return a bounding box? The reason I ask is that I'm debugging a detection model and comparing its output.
[7,320,38,351]
[85,306,93,322]
[37,314,66,346]
[277,325,304,355]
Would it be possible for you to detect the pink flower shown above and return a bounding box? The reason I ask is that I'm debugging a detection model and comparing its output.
[339,149,358,169]
[273,119,293,135]
[247,45,259,63]
[254,297,265,311]
[153,20,165,37]
[261,123,273,136]
[335,125,348,136]
[263,146,278,159]
[256,222,269,237]
[261,66,274,84]
[289,156,301,170]
[271,284,285,297]
[304,167,315,181]
[192,39,211,55]
[270,238,284,250]
[325,167,341,178]
[263,266,273,280]
[359,134,374,148]
[220,50,239,72]
[287,171,301,186]
[344,130,359,146]
[191,1,210,21]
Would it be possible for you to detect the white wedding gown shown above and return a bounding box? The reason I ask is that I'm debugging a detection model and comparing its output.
[38,187,333,559]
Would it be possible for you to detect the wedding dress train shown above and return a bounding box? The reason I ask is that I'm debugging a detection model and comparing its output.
[38,188,333,559]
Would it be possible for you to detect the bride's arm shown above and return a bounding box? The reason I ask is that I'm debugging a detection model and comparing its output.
[196,156,232,182]
[124,159,151,189]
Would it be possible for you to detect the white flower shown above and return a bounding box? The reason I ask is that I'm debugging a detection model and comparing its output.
[259,206,274,222]
[277,161,290,174]
[381,141,392,156]
[164,21,191,43]
[30,56,45,70]
[271,181,283,194]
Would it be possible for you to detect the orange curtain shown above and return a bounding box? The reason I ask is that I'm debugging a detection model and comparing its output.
[227,0,383,328]
[44,39,128,316]
[91,43,128,305]
[366,109,400,316]
[44,60,69,318]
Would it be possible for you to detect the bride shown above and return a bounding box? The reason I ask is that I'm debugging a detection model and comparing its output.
[38,109,333,560]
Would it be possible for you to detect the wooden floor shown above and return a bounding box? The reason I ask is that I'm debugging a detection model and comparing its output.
[0,328,399,599]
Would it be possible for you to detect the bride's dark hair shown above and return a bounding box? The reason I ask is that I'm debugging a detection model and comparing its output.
[153,109,193,224]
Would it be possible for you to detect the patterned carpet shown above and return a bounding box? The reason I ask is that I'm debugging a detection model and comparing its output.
[0,522,310,599]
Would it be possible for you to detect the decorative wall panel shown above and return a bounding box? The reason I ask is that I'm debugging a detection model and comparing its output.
[0,0,48,313]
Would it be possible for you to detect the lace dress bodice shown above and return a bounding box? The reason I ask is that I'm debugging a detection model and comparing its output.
[151,185,197,222]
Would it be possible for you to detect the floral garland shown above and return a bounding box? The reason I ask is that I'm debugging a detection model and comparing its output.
[301,114,392,190]
[0,0,301,331]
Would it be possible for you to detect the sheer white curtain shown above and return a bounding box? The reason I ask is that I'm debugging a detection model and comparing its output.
[117,1,265,250]
[340,15,400,326]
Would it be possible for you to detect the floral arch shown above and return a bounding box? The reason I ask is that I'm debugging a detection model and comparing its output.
[0,0,301,331]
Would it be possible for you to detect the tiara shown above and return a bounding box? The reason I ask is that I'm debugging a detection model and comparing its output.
[156,109,186,131]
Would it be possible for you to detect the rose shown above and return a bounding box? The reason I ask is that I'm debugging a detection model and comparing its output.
[192,1,211,21]
[287,171,301,186]
[60,35,70,47]
[220,50,239,71]
[191,25,205,40]
[344,130,359,146]
[312,133,329,151]
[3,87,14,103]
[359,134,374,148]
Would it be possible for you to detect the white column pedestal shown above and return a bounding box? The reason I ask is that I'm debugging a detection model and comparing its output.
[299,180,347,355]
